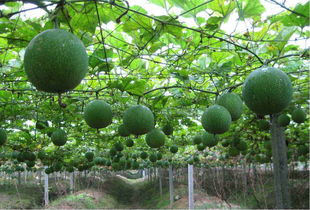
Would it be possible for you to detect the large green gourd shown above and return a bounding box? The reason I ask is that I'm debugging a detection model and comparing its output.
[118,124,130,137]
[145,128,166,148]
[84,100,112,129]
[201,105,232,134]
[24,29,88,93]
[216,92,243,121]
[201,132,218,147]
[51,129,67,146]
[123,105,154,135]
[242,67,292,115]
[292,108,306,123]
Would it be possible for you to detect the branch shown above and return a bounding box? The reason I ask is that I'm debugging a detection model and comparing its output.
[268,0,308,18]
[143,85,217,96]
[108,1,264,64]
[0,2,55,18]
[265,53,302,64]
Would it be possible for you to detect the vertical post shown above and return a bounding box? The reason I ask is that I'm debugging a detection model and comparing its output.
[24,169,27,183]
[159,168,163,197]
[271,114,291,208]
[70,172,74,193]
[188,164,194,209]
[142,169,146,179]
[169,165,174,207]
[38,170,42,185]
[44,167,49,206]
[18,171,21,185]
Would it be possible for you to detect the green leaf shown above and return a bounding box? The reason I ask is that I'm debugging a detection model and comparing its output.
[70,7,98,33]
[272,26,297,53]
[156,16,183,38]
[89,48,114,69]
[205,16,222,30]
[208,0,236,18]
[122,12,152,32]
[237,0,265,20]
[149,0,166,7]
[123,78,148,96]
[280,2,309,28]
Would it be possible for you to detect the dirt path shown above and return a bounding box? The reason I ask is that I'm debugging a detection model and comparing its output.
[48,174,240,209]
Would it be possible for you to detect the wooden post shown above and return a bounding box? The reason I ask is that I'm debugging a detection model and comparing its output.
[188,164,194,209]
[271,114,291,208]
[44,167,49,206]
[70,172,74,193]
[159,168,163,197]
[169,165,174,207]
[38,170,42,185]
[18,171,21,185]
[142,169,146,179]
[24,169,27,183]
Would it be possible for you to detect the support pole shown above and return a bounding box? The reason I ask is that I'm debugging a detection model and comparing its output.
[70,172,74,193]
[142,169,146,179]
[44,167,49,206]
[18,171,21,185]
[271,114,291,208]
[188,164,194,209]
[159,168,163,197]
[169,165,174,207]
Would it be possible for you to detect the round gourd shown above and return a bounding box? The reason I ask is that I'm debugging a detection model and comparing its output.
[85,152,94,161]
[157,152,163,160]
[149,154,157,163]
[26,161,35,168]
[278,114,290,127]
[162,124,173,135]
[201,105,231,134]
[84,100,112,129]
[170,145,178,154]
[118,124,130,137]
[216,92,243,121]
[140,152,148,159]
[24,29,88,93]
[27,152,36,161]
[45,167,54,174]
[106,160,111,166]
[51,129,67,146]
[292,108,306,123]
[193,135,202,145]
[258,120,270,131]
[114,142,124,152]
[242,67,292,115]
[109,148,117,157]
[145,128,166,148]
[201,132,218,147]
[123,105,154,135]
[0,129,7,146]
[94,157,106,166]
[125,139,134,147]
[17,152,25,162]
